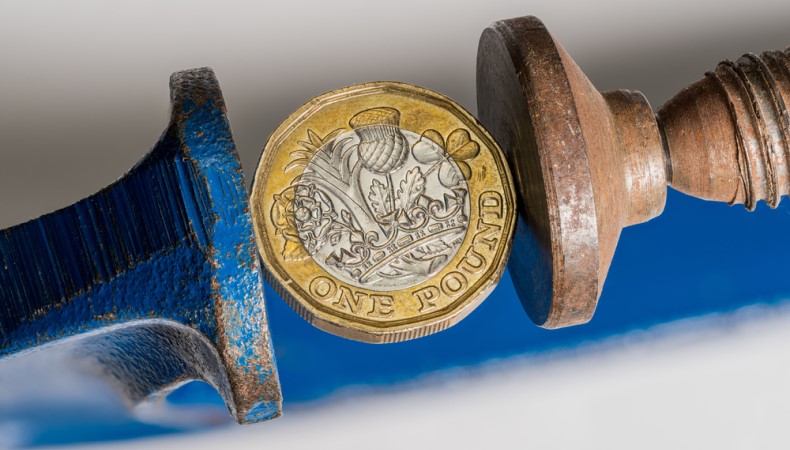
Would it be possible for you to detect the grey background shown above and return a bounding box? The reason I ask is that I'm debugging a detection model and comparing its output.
[1,0,789,229]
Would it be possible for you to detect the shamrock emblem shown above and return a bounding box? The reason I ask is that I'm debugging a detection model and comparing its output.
[411,128,480,187]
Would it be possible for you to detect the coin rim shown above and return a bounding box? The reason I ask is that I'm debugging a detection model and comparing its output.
[251,81,516,343]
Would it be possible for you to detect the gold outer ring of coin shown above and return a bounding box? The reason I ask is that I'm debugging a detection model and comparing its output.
[251,82,516,343]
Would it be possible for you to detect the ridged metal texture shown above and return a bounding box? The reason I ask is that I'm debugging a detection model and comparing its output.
[0,68,281,424]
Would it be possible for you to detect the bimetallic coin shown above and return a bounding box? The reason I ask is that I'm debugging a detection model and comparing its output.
[251,82,516,343]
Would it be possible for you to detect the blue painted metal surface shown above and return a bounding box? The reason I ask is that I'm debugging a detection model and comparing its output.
[0,68,281,424]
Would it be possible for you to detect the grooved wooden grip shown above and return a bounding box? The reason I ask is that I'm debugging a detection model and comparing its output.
[659,49,790,209]
[477,15,790,330]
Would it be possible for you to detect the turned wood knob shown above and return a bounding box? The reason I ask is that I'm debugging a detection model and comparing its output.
[476,15,790,329]
[661,51,790,208]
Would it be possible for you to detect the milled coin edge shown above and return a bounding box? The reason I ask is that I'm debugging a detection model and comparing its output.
[251,81,516,343]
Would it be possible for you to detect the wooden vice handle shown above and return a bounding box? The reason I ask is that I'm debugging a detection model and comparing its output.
[477,15,790,329]
[659,49,790,210]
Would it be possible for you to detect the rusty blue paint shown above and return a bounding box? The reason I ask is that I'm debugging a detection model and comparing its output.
[0,68,281,424]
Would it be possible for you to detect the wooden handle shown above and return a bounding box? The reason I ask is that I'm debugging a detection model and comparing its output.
[659,49,790,210]
[476,15,790,329]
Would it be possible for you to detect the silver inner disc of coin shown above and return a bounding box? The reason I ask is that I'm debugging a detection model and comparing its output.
[294,126,471,290]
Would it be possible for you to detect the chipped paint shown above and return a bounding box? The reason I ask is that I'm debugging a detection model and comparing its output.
[0,68,281,423]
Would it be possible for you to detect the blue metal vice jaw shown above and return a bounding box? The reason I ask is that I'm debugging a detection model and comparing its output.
[0,68,281,424]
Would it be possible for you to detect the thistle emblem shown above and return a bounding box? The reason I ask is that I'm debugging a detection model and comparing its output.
[350,108,409,175]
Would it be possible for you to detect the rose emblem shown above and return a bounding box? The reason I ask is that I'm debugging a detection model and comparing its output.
[293,184,337,255]
[271,185,309,261]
